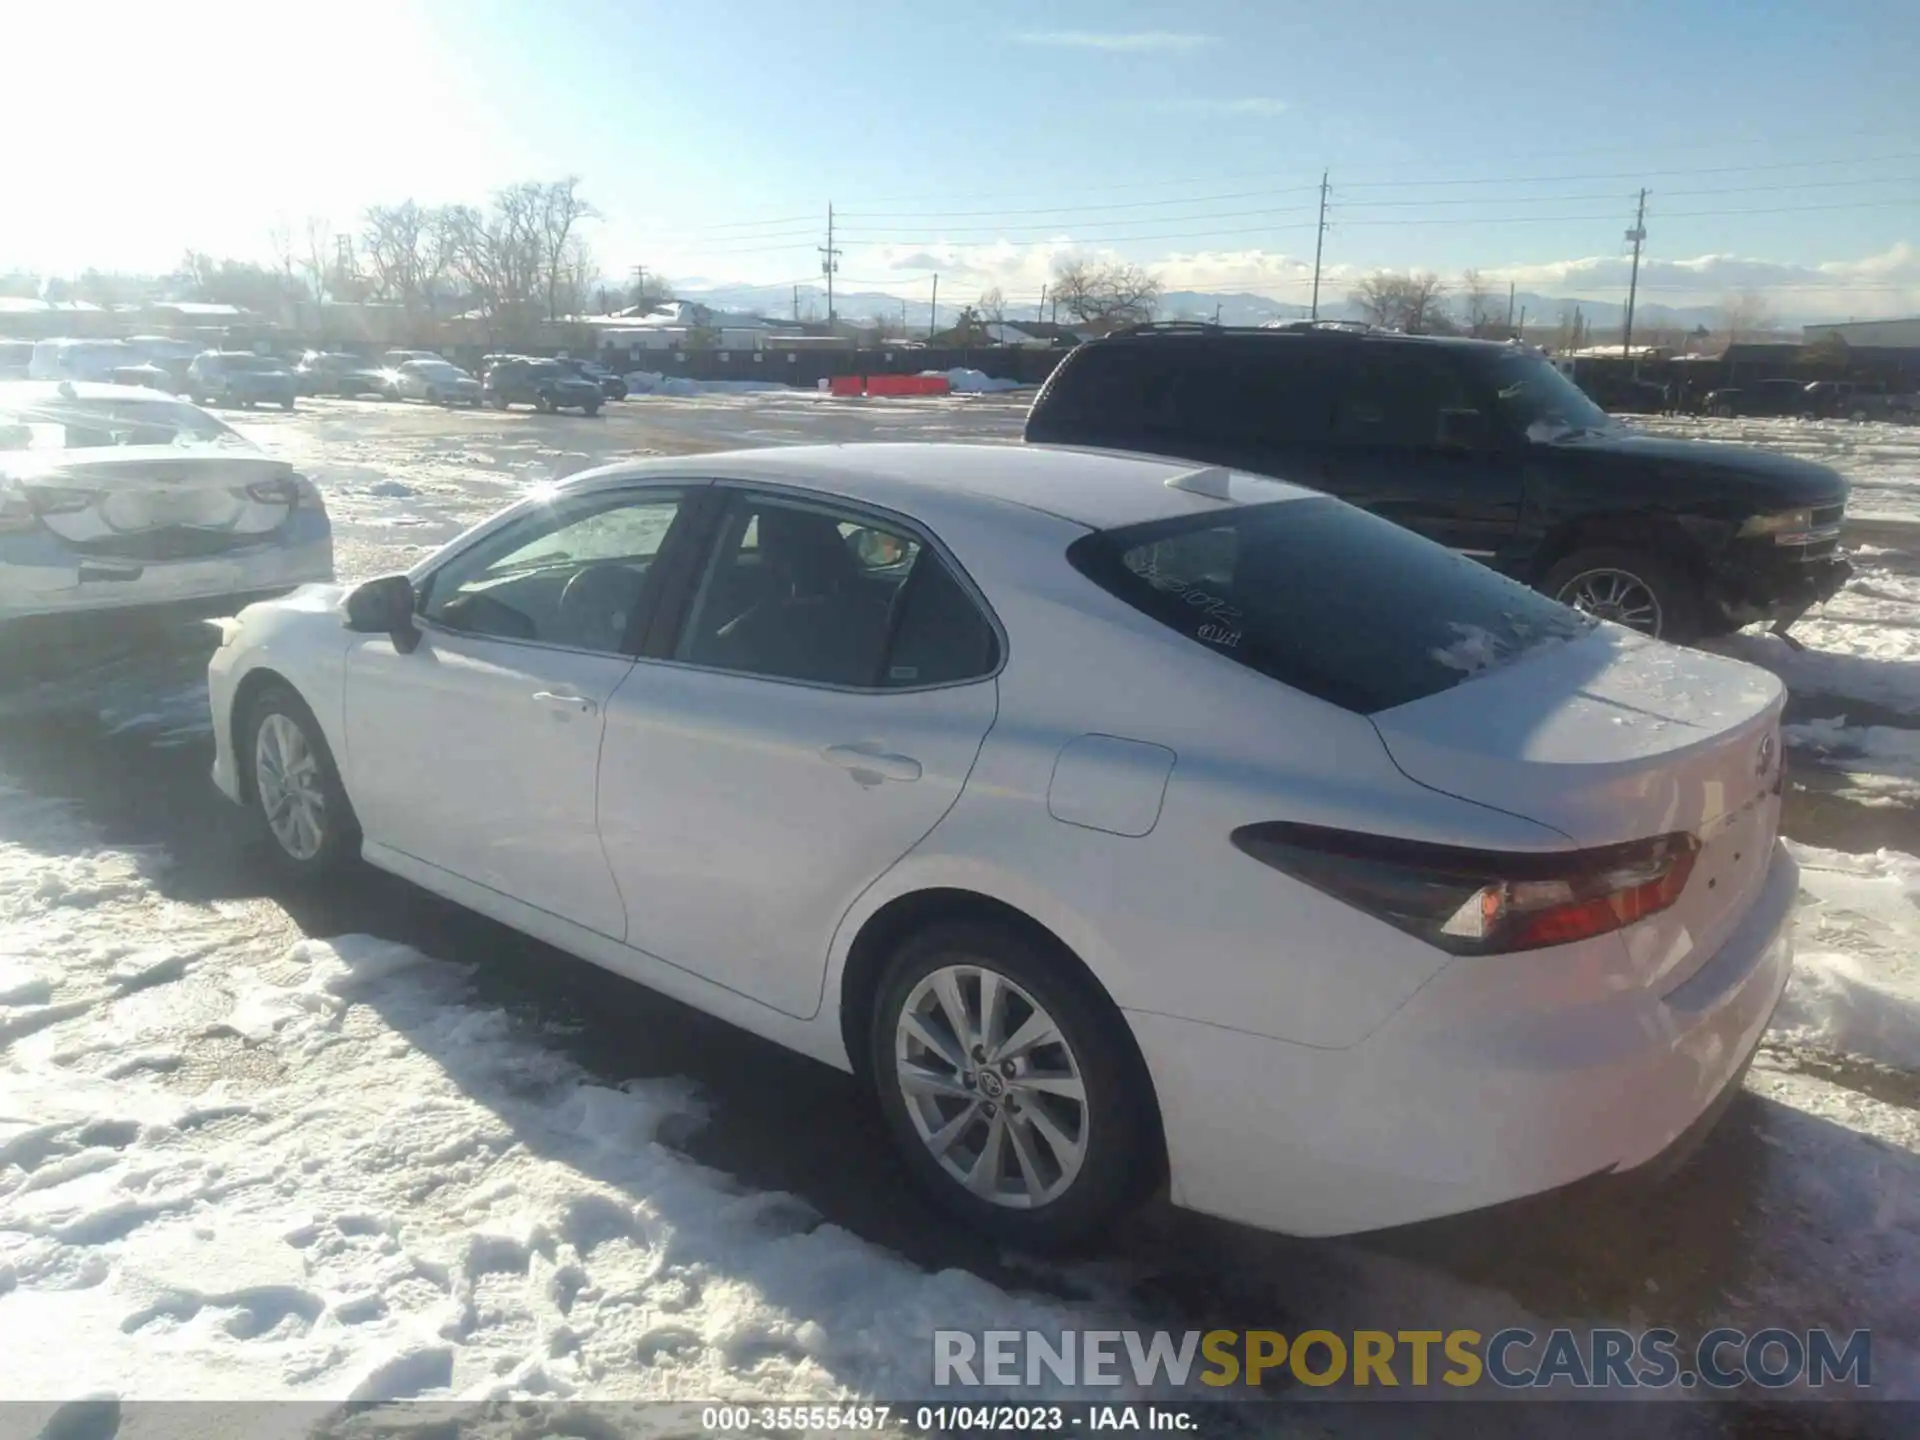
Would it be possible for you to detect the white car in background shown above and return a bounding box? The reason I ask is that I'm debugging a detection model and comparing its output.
[0,382,332,626]
[392,358,483,407]
[205,443,1794,1247]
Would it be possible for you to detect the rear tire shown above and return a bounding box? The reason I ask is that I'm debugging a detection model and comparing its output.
[280,398,294,411]
[583,401,601,417]
[244,683,360,878]
[1541,545,1701,642]
[869,919,1155,1251]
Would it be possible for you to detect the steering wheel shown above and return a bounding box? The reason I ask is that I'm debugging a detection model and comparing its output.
[558,564,644,652]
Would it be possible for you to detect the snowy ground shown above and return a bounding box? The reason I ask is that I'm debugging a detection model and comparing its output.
[2,400,1918,1432]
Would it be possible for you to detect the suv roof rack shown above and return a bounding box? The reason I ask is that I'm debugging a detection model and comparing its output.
[1108,320,1222,337]
[1261,319,1376,334]
[1107,318,1382,340]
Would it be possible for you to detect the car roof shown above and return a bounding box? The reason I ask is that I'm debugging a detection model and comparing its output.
[0,380,198,404]
[568,442,1319,532]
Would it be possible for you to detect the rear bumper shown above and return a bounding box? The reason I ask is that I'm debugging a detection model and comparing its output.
[1127,839,1798,1237]
[0,510,334,623]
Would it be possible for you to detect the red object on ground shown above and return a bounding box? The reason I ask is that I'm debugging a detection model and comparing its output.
[867,374,952,397]
[828,375,866,396]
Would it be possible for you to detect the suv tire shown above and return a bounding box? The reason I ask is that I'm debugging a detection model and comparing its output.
[1542,546,1699,641]
[869,919,1156,1251]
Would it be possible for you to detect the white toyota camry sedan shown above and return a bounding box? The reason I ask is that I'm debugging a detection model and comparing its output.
[207,443,1795,1247]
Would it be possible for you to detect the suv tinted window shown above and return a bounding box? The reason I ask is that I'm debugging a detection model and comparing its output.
[1332,348,1477,448]
[1035,338,1333,447]
[1067,497,1594,714]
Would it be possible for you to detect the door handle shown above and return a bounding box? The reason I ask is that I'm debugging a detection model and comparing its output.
[532,691,597,715]
[822,744,922,783]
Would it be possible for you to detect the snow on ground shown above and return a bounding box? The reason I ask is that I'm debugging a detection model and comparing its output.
[0,785,1135,1406]
[1776,842,1920,1073]
[1632,415,1920,525]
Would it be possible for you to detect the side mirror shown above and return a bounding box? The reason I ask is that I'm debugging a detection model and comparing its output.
[1436,408,1491,452]
[344,574,421,654]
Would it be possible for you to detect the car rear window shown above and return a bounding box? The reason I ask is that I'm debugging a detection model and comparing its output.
[1066,497,1595,714]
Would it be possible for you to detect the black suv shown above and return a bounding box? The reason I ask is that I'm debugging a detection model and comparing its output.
[482,357,603,415]
[1024,324,1851,640]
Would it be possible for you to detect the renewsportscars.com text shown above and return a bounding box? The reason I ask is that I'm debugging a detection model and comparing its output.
[933,1327,1873,1391]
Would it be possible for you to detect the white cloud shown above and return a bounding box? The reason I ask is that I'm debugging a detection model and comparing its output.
[846,240,1920,321]
[1482,243,1920,318]
[1154,97,1290,116]
[1011,30,1214,52]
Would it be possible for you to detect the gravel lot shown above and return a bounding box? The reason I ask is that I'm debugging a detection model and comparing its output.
[1,394,1916,1426]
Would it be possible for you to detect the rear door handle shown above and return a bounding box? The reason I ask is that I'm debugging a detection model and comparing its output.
[533,691,597,715]
[822,744,922,783]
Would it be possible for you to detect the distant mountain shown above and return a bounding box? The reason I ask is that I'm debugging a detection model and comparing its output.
[657,279,1743,336]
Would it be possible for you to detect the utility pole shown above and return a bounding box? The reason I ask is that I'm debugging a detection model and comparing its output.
[1622,188,1648,359]
[1505,280,1515,334]
[928,274,938,340]
[1309,169,1330,320]
[1213,303,1222,324]
[818,203,842,326]
[793,285,799,323]
[1037,286,1046,323]
[1517,304,1527,338]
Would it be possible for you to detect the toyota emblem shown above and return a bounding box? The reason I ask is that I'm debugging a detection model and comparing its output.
[1757,732,1778,777]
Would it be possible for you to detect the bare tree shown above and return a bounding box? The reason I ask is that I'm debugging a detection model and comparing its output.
[1349,271,1450,334]
[535,177,597,321]
[300,216,333,305]
[1050,260,1161,332]
[978,286,1007,324]
[361,200,453,314]
[268,221,297,291]
[1717,288,1776,344]
[1459,269,1504,338]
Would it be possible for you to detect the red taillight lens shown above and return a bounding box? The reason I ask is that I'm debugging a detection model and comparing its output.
[1231,823,1699,956]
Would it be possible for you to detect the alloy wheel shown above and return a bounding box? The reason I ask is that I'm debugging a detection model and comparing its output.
[1557,567,1663,634]
[254,712,327,860]
[893,965,1090,1209]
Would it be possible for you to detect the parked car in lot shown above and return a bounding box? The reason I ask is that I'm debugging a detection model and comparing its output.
[1024,324,1851,641]
[393,358,483,407]
[207,442,1794,1247]
[0,382,332,626]
[381,349,445,367]
[1702,378,1812,418]
[29,338,136,383]
[482,356,602,414]
[556,356,629,400]
[295,352,391,399]
[187,352,299,410]
[0,342,32,381]
[122,337,200,394]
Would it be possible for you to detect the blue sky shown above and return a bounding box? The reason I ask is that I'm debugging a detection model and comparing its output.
[12,0,1919,317]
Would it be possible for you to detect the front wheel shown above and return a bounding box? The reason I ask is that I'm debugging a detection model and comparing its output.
[491,393,510,410]
[869,920,1156,1250]
[534,392,555,413]
[583,401,601,417]
[1542,546,1699,641]
[279,398,295,411]
[245,684,360,876]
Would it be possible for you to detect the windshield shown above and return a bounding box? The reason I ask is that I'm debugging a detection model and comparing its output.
[0,396,244,451]
[524,361,564,376]
[219,354,285,372]
[407,361,464,379]
[1482,353,1616,440]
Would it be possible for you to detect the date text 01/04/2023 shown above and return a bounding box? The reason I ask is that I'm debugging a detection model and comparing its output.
[699,1404,1199,1432]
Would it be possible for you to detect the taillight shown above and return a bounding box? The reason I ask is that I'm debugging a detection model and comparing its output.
[247,474,319,509]
[1230,823,1699,956]
[27,485,101,515]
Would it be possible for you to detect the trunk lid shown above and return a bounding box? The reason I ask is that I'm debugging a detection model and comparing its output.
[8,447,297,553]
[1371,626,1785,992]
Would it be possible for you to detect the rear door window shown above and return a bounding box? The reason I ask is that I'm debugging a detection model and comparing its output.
[1332,349,1479,449]
[1067,497,1594,714]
